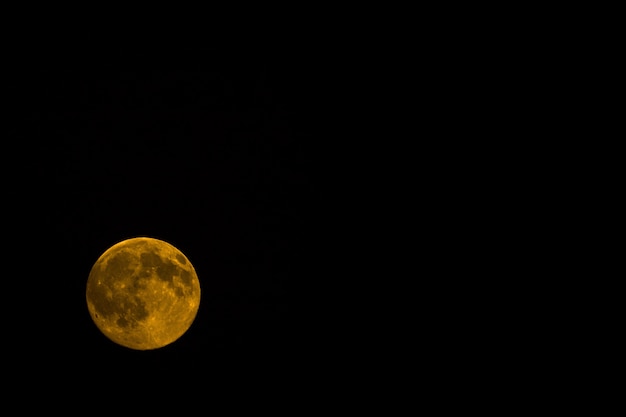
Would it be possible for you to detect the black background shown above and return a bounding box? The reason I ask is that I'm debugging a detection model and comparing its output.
[3,53,340,392]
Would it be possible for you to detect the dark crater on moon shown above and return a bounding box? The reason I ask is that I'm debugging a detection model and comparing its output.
[141,247,191,290]
[87,285,149,328]
[101,251,134,278]
[139,248,193,294]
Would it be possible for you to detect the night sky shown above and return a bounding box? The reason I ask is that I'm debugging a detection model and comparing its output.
[5,57,332,388]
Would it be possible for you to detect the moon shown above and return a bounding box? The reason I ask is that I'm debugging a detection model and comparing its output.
[86,237,201,350]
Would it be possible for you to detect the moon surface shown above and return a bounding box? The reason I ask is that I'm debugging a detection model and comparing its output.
[86,237,201,350]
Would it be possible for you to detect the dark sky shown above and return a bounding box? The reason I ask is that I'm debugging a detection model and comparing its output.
[4,58,334,386]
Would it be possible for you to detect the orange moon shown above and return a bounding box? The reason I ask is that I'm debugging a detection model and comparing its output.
[86,237,201,350]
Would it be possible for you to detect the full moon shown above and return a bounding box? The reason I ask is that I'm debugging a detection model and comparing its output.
[86,237,201,350]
